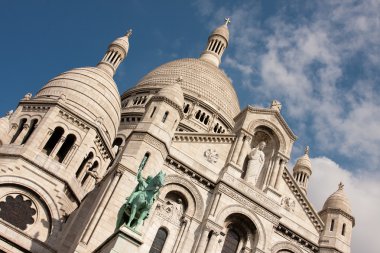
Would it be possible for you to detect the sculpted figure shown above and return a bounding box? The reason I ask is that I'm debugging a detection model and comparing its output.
[244,141,266,185]
[115,167,166,231]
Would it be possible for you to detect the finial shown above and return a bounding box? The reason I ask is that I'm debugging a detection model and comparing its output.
[270,100,282,112]
[176,76,183,82]
[125,29,132,38]
[338,182,344,190]
[224,17,231,26]
[305,146,310,155]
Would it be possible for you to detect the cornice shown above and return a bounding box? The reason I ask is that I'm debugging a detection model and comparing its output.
[283,168,324,232]
[173,132,235,144]
[276,223,319,252]
[318,208,355,226]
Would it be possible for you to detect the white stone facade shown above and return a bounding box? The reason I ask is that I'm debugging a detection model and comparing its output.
[0,21,354,253]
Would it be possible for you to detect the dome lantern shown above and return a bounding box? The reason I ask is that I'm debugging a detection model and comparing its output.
[200,18,230,67]
[97,29,132,77]
[293,146,312,194]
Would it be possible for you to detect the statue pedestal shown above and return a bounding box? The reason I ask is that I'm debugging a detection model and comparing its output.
[94,226,143,253]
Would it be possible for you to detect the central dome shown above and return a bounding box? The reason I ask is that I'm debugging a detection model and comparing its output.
[136,58,240,125]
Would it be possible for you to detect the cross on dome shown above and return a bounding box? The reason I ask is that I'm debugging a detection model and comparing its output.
[125,29,133,38]
[338,182,344,190]
[224,17,231,26]
[305,146,310,155]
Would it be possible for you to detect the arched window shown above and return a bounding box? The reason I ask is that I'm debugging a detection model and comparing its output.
[149,227,168,253]
[21,118,38,144]
[183,104,190,113]
[150,106,157,118]
[76,152,94,178]
[222,228,240,253]
[10,118,27,143]
[56,134,76,163]
[162,111,169,123]
[195,110,201,119]
[43,127,64,155]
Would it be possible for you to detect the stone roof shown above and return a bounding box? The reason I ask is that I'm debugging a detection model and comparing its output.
[322,183,353,215]
[135,58,240,126]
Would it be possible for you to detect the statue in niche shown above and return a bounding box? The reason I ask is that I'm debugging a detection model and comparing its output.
[115,167,166,232]
[244,141,266,185]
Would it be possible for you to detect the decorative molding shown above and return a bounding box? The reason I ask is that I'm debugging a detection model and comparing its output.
[283,168,324,232]
[218,183,279,224]
[21,105,50,113]
[275,224,319,252]
[173,133,235,143]
[94,135,110,160]
[58,110,90,131]
[246,106,297,141]
[166,157,215,190]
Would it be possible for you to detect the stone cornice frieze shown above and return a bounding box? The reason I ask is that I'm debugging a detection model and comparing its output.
[173,132,235,144]
[149,96,185,119]
[283,168,324,232]
[166,156,215,190]
[275,224,319,252]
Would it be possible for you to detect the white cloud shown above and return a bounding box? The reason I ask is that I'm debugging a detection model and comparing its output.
[308,156,380,253]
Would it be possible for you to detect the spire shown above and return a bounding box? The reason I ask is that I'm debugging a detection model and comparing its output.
[305,145,310,155]
[200,18,230,67]
[97,29,132,77]
[293,145,312,194]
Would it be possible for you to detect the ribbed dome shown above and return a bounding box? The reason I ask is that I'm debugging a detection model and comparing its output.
[323,183,352,215]
[136,58,240,125]
[156,81,184,107]
[36,67,121,143]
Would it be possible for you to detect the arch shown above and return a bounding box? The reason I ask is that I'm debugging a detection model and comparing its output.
[0,175,61,234]
[10,118,27,143]
[56,133,76,163]
[21,118,39,144]
[43,127,64,155]
[271,241,303,253]
[76,151,94,179]
[161,175,204,220]
[216,205,267,250]
[248,119,287,154]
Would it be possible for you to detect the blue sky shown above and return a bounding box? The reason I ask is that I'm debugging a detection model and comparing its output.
[1,1,379,252]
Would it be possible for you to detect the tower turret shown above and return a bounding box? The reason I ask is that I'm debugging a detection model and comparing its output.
[319,183,355,253]
[97,29,132,76]
[293,146,312,194]
[200,18,230,67]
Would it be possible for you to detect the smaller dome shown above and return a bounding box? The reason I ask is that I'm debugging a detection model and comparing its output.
[323,183,352,215]
[155,78,184,107]
[211,24,229,42]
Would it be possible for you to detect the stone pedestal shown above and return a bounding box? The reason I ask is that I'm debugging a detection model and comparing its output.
[94,226,143,253]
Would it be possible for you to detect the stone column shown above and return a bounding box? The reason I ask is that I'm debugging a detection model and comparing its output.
[269,156,281,187]
[50,136,66,158]
[14,124,29,144]
[205,231,219,252]
[237,136,251,166]
[195,227,210,253]
[63,144,78,165]
[231,133,244,164]
[81,169,123,244]
[210,193,221,217]
[275,160,287,189]
[173,217,189,253]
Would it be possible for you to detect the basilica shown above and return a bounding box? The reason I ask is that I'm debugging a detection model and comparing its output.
[0,19,354,253]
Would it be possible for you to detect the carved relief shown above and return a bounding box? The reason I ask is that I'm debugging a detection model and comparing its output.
[156,198,184,227]
[281,196,295,213]
[204,149,218,164]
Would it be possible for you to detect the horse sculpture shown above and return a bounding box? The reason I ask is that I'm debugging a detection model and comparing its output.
[116,169,166,231]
